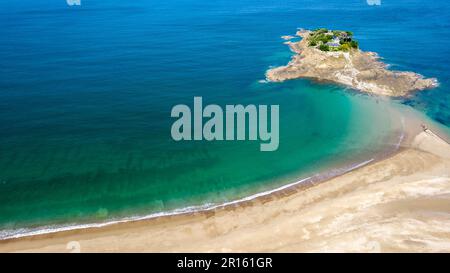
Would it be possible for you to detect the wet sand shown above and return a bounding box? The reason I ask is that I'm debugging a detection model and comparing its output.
[1,128,449,253]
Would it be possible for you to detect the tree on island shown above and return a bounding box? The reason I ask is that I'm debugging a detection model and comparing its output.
[350,40,358,49]
[308,29,358,52]
[319,44,330,51]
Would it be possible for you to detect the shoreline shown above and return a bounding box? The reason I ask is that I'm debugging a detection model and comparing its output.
[0,98,413,242]
[0,156,389,247]
[0,156,379,242]
[2,117,449,251]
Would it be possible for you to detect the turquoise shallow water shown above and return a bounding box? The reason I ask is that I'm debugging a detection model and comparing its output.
[0,0,449,237]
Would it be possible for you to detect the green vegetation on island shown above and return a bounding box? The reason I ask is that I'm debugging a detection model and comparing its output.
[308,28,358,52]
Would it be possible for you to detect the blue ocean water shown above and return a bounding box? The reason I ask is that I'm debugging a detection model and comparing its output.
[0,0,449,237]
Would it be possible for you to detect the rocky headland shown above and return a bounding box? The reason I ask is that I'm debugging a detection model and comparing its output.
[266,29,438,97]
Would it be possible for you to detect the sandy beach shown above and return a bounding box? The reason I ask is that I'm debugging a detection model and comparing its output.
[0,126,449,253]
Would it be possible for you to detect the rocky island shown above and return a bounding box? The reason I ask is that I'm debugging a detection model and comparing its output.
[266,29,438,97]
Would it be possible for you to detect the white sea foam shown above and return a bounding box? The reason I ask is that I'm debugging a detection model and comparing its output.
[394,117,406,150]
[0,158,375,240]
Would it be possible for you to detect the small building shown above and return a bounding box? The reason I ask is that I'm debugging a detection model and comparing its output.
[326,42,340,48]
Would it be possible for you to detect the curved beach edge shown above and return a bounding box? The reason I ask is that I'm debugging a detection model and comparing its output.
[1,121,449,252]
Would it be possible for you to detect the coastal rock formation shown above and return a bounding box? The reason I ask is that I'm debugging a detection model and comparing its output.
[266,30,438,97]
